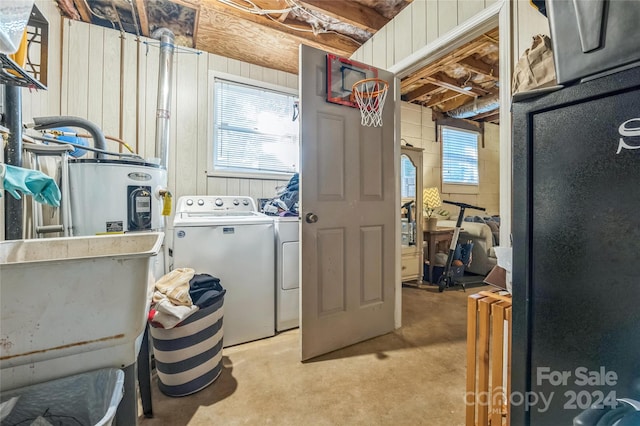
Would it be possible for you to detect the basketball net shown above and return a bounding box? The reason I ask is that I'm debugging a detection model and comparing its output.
[351,78,389,127]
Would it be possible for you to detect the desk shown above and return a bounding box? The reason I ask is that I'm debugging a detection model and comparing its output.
[423,227,454,283]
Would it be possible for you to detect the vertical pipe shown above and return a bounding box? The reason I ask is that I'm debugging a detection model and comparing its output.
[4,85,23,240]
[119,32,125,153]
[152,28,175,169]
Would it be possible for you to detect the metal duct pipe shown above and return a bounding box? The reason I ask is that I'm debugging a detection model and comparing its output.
[31,116,107,158]
[152,28,175,169]
[4,85,23,240]
[446,96,500,119]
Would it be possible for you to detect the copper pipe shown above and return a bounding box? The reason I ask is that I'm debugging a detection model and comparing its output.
[75,133,135,153]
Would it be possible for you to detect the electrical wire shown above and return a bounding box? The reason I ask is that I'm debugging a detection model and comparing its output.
[217,0,292,15]
[85,1,117,31]
[127,0,141,39]
[109,0,126,35]
[41,130,136,154]
[264,14,362,46]
[219,0,362,45]
[284,0,335,27]
[27,133,145,161]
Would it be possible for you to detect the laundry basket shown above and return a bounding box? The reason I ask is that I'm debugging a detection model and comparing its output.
[149,289,225,397]
[0,368,124,426]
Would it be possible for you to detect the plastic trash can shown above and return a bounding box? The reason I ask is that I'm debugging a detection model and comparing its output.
[149,290,225,397]
[0,368,124,426]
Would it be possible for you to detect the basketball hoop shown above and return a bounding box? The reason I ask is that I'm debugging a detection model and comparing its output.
[351,78,389,127]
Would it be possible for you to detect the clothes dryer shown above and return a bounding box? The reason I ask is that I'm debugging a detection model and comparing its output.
[274,217,299,331]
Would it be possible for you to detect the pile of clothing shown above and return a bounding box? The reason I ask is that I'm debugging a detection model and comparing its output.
[149,268,225,329]
[262,172,298,216]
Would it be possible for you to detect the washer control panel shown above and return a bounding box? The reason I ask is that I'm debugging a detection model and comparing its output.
[176,196,258,214]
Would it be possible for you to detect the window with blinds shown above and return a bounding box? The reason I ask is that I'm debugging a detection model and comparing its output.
[213,78,299,175]
[441,126,479,185]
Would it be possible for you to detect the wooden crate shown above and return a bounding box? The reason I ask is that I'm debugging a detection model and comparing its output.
[466,290,512,426]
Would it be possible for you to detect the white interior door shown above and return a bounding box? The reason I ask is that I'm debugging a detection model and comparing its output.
[300,45,397,361]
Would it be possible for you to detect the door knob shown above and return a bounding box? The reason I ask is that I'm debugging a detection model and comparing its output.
[305,212,318,223]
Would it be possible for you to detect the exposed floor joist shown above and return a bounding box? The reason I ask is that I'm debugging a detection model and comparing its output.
[400,27,499,123]
[55,0,412,74]
[299,0,389,33]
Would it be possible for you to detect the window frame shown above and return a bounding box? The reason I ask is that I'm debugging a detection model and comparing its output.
[207,71,299,180]
[440,125,480,194]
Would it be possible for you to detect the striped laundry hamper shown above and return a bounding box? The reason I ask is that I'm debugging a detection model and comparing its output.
[149,293,225,397]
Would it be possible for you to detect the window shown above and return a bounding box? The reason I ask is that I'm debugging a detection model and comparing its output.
[401,154,416,198]
[441,126,479,185]
[212,76,299,176]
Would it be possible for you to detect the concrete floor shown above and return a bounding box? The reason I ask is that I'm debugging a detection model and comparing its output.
[139,284,490,425]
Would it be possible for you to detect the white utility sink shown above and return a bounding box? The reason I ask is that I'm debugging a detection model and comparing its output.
[0,232,163,391]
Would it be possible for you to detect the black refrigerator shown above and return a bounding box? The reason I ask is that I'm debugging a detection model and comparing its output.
[512,66,640,425]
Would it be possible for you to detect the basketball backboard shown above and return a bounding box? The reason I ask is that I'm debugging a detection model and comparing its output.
[326,53,378,108]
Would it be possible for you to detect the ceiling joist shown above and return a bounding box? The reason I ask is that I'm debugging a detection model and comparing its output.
[425,73,485,97]
[54,0,411,75]
[72,0,91,22]
[135,0,149,36]
[472,108,500,120]
[402,83,440,102]
[298,0,388,33]
[401,27,499,123]
[197,1,357,58]
[425,91,462,108]
[402,39,496,88]
[458,56,497,80]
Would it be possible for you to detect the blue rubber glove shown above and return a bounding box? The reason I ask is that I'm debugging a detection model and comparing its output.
[2,164,61,207]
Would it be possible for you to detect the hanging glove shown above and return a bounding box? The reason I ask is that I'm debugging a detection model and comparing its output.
[1,164,61,207]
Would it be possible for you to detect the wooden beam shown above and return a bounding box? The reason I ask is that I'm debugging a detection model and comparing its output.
[402,83,439,102]
[459,57,498,80]
[425,90,462,108]
[402,40,494,88]
[482,113,500,124]
[195,7,307,74]
[401,28,498,88]
[298,0,388,33]
[278,10,290,22]
[72,0,91,22]
[437,96,473,113]
[135,0,149,37]
[198,0,357,58]
[474,107,501,120]
[425,73,485,97]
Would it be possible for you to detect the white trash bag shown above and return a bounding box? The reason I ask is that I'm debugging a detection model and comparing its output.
[0,1,34,54]
[493,246,513,293]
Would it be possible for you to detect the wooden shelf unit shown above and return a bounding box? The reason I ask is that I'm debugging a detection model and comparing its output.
[466,290,512,426]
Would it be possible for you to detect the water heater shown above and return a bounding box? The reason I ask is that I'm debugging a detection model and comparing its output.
[68,159,167,235]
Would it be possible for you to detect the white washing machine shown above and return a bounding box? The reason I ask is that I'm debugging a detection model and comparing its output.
[172,196,275,347]
[275,217,300,331]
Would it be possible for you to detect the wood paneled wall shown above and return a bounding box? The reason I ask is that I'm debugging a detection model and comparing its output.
[5,14,297,237]
[58,19,296,213]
